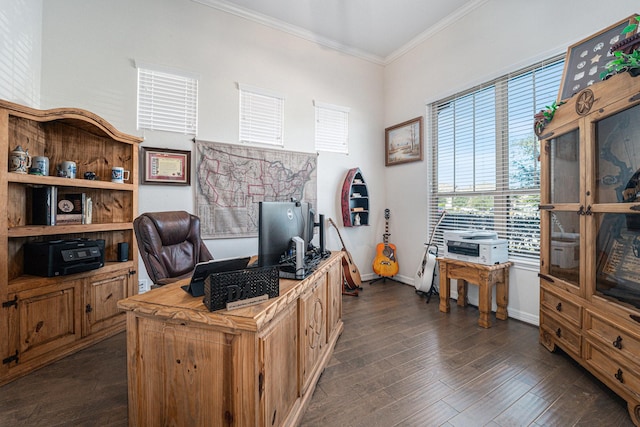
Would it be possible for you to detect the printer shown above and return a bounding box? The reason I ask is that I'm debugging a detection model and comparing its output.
[24,239,105,277]
[444,229,508,265]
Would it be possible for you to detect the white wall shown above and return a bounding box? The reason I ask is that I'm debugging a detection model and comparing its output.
[38,0,384,290]
[383,0,639,324]
[8,0,639,321]
[0,0,42,106]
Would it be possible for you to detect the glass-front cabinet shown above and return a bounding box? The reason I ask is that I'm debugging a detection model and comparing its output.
[594,106,640,309]
[539,72,640,425]
[546,129,581,286]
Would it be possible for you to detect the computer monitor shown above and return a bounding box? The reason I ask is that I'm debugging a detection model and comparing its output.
[300,201,315,251]
[257,201,305,267]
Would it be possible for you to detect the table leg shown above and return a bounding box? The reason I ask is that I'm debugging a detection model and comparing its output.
[439,264,450,313]
[495,269,509,321]
[478,270,492,328]
[457,279,468,307]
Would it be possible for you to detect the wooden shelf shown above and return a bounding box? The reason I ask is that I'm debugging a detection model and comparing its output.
[8,261,137,291]
[0,99,142,386]
[8,222,133,238]
[341,168,369,227]
[8,173,135,191]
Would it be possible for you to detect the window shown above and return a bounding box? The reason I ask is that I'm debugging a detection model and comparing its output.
[314,101,349,153]
[428,55,564,262]
[136,62,198,134]
[239,84,284,146]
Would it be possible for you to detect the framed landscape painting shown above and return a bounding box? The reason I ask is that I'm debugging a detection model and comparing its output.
[385,116,423,166]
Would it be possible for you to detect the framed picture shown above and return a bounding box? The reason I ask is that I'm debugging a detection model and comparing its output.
[558,15,638,102]
[385,116,423,166]
[141,147,191,185]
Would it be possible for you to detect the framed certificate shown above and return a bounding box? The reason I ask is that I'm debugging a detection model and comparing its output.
[142,147,191,185]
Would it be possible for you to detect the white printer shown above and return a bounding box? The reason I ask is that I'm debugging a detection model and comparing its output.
[443,229,508,265]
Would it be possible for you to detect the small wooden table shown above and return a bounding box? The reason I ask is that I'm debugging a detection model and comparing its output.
[438,258,512,328]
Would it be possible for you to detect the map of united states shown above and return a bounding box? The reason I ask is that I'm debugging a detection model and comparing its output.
[195,141,317,238]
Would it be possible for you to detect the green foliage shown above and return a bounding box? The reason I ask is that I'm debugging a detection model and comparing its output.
[600,50,640,80]
[451,196,494,212]
[622,16,640,35]
[510,135,540,189]
[535,100,565,135]
[600,16,640,79]
[541,100,564,122]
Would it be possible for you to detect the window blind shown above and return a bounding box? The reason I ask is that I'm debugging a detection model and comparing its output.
[239,84,284,146]
[314,101,350,153]
[136,63,198,134]
[428,55,565,263]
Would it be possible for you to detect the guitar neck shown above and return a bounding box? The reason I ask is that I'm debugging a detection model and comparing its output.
[427,211,447,246]
[329,218,348,250]
[383,208,391,244]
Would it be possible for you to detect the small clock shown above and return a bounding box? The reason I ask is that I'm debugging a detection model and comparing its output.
[58,199,75,213]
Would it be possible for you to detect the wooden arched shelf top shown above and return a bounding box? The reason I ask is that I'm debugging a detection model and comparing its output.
[0,99,141,144]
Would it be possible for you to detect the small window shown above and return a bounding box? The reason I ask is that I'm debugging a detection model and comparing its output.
[314,101,349,153]
[238,84,284,146]
[136,62,198,134]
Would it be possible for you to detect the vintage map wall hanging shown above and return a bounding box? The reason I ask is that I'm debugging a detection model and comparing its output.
[195,140,317,239]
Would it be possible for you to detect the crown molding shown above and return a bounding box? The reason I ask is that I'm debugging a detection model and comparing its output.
[384,0,489,64]
[192,0,386,65]
[193,0,489,66]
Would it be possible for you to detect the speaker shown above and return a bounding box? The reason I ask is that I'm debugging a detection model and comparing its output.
[318,214,325,253]
[292,236,305,279]
[117,242,129,262]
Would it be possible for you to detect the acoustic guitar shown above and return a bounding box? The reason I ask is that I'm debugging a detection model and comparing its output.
[328,218,362,295]
[372,209,399,277]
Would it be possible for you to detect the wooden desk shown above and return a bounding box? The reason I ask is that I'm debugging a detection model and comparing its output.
[438,258,512,328]
[117,251,344,427]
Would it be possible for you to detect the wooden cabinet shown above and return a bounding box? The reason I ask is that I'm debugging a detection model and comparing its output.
[0,100,141,386]
[6,280,81,368]
[260,303,299,427]
[118,251,344,427]
[327,257,342,339]
[341,167,369,227]
[538,72,640,425]
[83,266,134,336]
[299,273,327,393]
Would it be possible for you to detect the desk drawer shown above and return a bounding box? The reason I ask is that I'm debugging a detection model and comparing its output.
[540,309,581,358]
[540,286,581,329]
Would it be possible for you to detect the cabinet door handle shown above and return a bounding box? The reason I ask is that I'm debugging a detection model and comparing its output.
[555,328,562,338]
[556,302,562,312]
[577,206,585,215]
[613,335,623,349]
[615,368,624,383]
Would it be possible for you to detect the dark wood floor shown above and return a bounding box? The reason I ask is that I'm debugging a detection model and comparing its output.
[0,281,634,426]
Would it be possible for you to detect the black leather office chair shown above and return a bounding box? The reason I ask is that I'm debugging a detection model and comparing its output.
[134,211,213,286]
